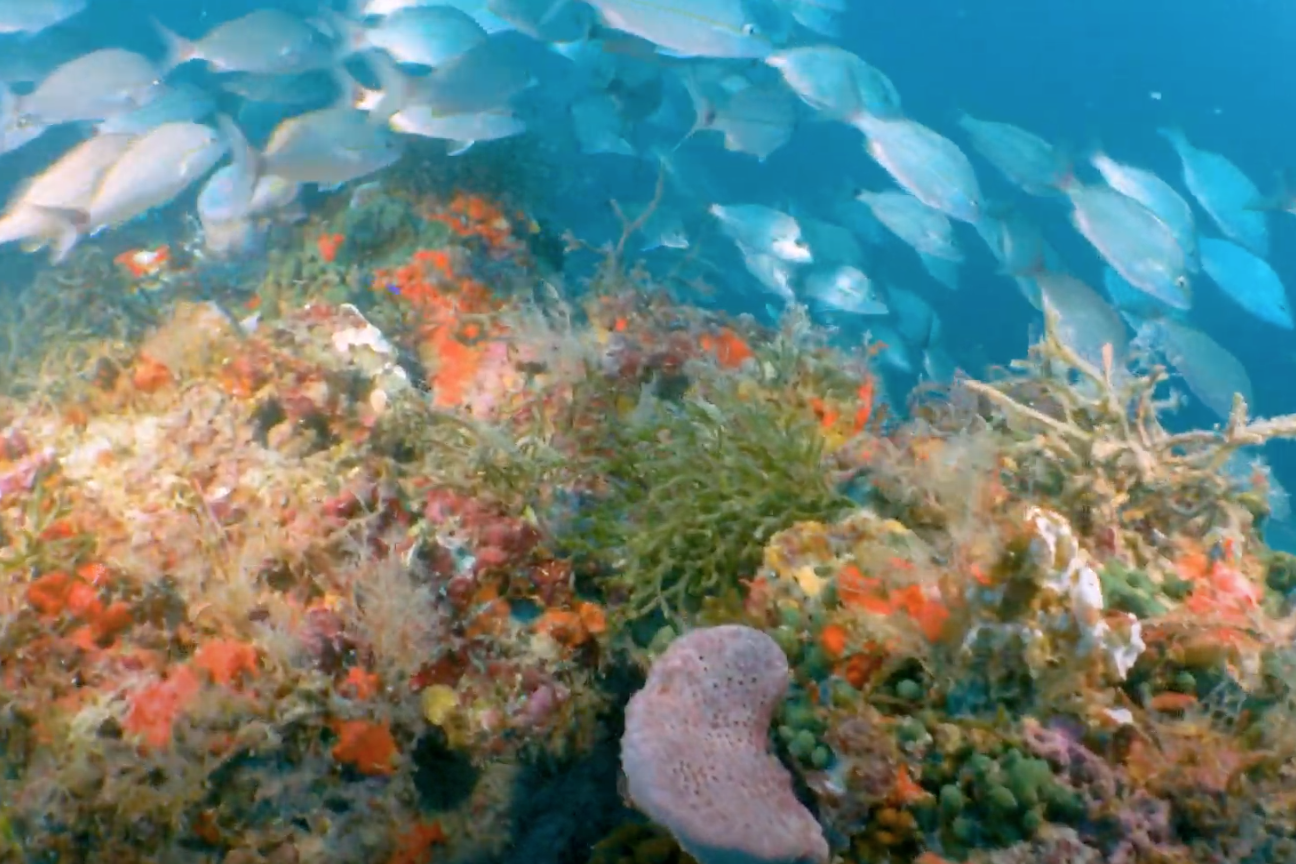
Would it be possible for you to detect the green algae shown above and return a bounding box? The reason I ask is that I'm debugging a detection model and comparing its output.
[565,375,853,631]
[1099,561,1168,619]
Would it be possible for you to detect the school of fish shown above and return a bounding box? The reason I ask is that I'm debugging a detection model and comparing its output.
[0,0,1291,428]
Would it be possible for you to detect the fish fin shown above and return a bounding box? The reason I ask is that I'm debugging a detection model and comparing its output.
[532,0,573,28]
[1155,125,1188,151]
[1079,131,1109,162]
[446,140,475,156]
[545,40,584,62]
[152,19,196,73]
[217,115,261,218]
[29,206,87,263]
[1000,248,1049,281]
[669,72,717,154]
[330,63,371,112]
[30,205,88,232]
[789,0,841,38]
[1052,139,1076,183]
[361,51,409,121]
[1246,169,1295,212]
[319,11,365,58]
[979,199,1016,221]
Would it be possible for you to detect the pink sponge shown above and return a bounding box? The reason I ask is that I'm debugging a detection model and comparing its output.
[622,625,829,864]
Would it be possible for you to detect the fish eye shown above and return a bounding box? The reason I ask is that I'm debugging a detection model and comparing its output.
[742,22,759,36]
[1175,275,1189,288]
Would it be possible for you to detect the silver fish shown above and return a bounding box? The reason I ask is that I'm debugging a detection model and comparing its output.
[197,118,258,227]
[156,10,337,75]
[766,45,900,123]
[0,0,84,36]
[389,106,525,153]
[956,113,1065,196]
[263,107,404,186]
[687,79,797,162]
[887,286,935,347]
[711,202,811,263]
[1199,236,1293,330]
[1035,270,1129,369]
[571,92,634,156]
[583,0,786,59]
[370,36,537,118]
[1158,127,1267,258]
[1090,149,1199,272]
[1101,267,1186,327]
[97,82,215,135]
[855,189,962,262]
[774,0,842,37]
[741,248,796,301]
[920,253,960,292]
[803,265,886,315]
[221,70,341,107]
[86,120,227,232]
[1064,181,1191,311]
[1140,318,1253,420]
[360,0,515,32]
[856,114,982,224]
[796,215,862,267]
[348,6,487,68]
[0,85,48,155]
[0,132,135,259]
[18,49,162,124]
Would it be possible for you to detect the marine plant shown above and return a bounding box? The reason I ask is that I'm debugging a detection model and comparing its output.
[563,361,855,632]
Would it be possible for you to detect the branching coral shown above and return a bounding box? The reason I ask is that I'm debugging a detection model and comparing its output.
[960,309,1296,559]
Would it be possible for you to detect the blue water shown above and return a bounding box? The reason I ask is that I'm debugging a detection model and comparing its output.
[2,0,1295,520]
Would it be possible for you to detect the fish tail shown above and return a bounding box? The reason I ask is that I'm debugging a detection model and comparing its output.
[1246,168,1295,212]
[1155,125,1188,150]
[360,51,409,122]
[152,18,196,73]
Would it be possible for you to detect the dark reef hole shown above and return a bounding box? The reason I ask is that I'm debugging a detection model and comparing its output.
[492,660,644,864]
[412,727,480,812]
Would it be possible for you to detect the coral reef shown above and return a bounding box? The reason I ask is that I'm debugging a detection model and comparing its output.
[3,188,1296,864]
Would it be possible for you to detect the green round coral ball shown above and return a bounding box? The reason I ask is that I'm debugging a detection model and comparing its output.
[789,729,817,761]
[987,784,1017,811]
[939,784,966,816]
[895,679,922,701]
